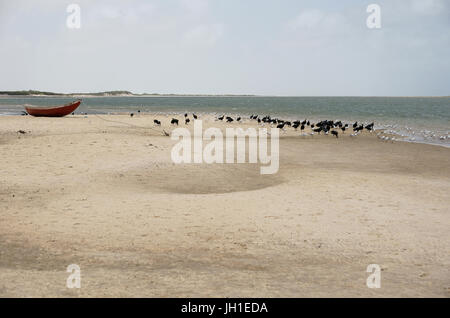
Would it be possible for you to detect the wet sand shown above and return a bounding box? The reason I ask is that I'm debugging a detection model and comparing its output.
[0,114,449,297]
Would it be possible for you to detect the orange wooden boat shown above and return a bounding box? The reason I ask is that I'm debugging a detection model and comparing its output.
[24,99,82,117]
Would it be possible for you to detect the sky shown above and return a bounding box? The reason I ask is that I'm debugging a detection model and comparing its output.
[0,0,449,96]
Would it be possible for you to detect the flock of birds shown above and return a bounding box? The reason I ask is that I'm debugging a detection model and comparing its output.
[132,111,378,139]
[30,109,445,143]
[19,108,448,143]
[241,115,375,138]
[125,111,450,143]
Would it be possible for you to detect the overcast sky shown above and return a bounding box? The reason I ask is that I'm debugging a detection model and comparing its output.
[0,0,449,96]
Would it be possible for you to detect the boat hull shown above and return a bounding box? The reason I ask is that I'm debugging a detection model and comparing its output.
[25,100,82,117]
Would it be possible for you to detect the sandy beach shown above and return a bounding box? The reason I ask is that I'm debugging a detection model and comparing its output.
[0,113,449,297]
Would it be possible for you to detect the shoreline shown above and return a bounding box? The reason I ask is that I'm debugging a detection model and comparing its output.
[1,111,448,149]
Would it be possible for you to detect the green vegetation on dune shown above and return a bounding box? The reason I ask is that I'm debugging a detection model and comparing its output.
[0,90,61,96]
[0,90,255,97]
[0,90,133,96]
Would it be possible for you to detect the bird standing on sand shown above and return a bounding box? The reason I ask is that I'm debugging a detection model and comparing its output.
[365,122,374,131]
[313,127,322,134]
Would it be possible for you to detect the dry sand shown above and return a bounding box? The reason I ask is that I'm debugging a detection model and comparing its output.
[0,114,449,297]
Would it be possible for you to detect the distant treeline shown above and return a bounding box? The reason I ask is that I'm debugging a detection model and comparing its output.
[0,90,133,96]
[0,90,256,97]
[0,90,61,96]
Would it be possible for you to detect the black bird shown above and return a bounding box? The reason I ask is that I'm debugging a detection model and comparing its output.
[307,120,310,126]
[171,118,179,125]
[154,119,161,125]
[313,127,322,134]
[311,124,315,128]
[341,126,346,133]
[354,125,364,132]
[257,118,261,123]
[185,118,190,125]
[138,110,141,114]
[331,130,339,138]
[365,122,374,131]
[236,117,241,122]
[184,113,188,118]
[130,113,134,117]
[353,121,358,129]
[218,115,224,121]
[276,123,286,129]
[226,117,234,122]
[193,114,198,120]
[300,124,305,131]
[292,122,300,130]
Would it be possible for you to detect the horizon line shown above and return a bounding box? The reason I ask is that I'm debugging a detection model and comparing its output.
[0,89,449,98]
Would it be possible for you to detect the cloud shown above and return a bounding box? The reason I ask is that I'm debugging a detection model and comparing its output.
[183,23,224,46]
[284,9,351,49]
[0,0,449,95]
[287,9,325,30]
[411,0,445,15]
[180,0,210,16]
[287,9,348,31]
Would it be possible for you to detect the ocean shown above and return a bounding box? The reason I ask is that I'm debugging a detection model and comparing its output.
[0,96,449,147]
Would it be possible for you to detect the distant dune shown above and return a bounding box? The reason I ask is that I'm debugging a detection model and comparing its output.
[0,90,256,97]
[0,90,134,97]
